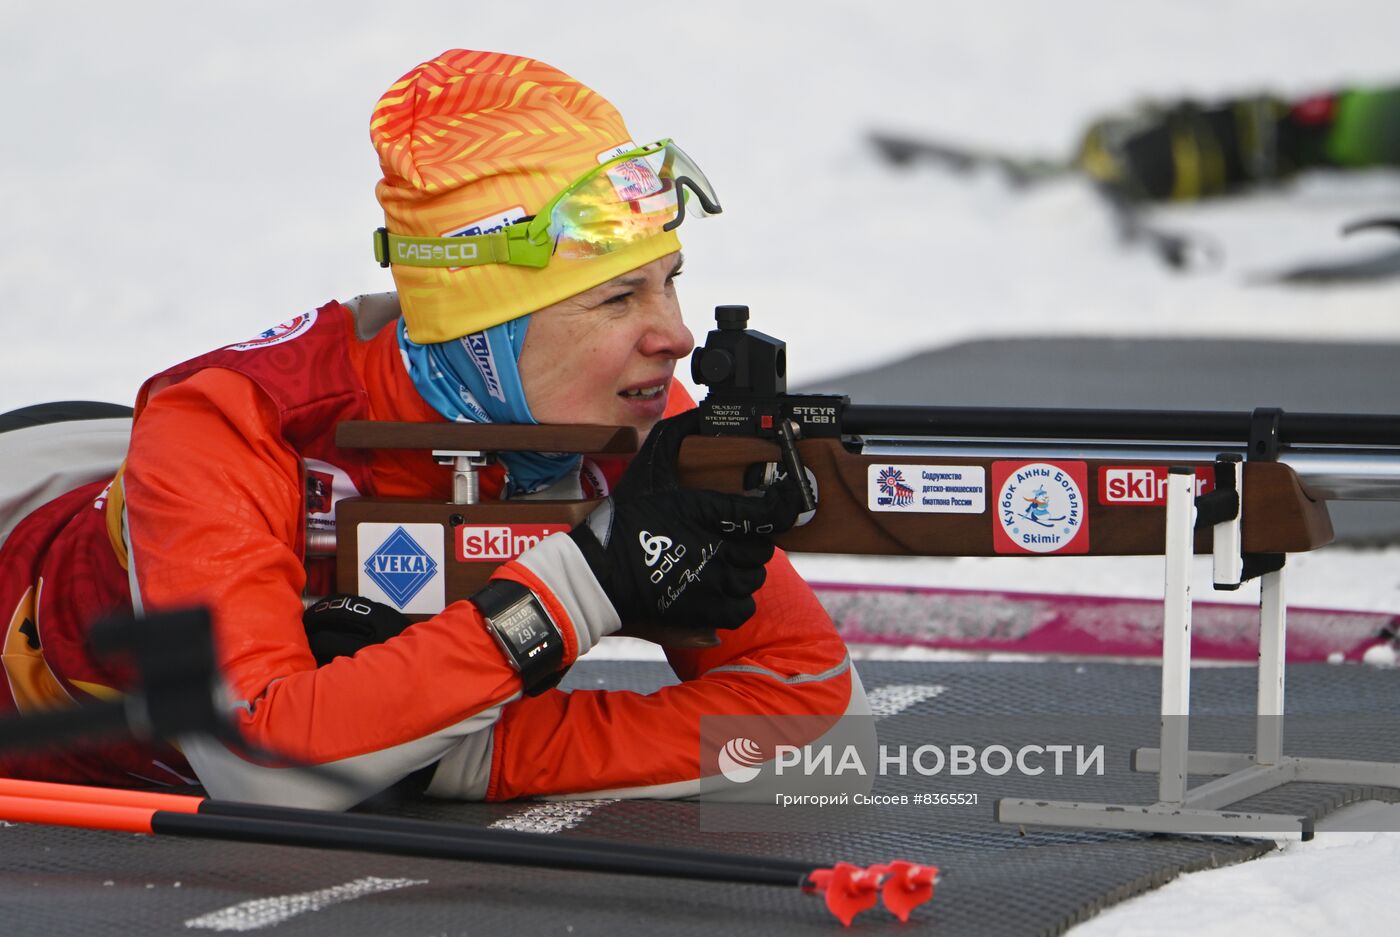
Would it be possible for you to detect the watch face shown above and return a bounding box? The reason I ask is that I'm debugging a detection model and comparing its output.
[497,600,551,648]
[477,582,563,691]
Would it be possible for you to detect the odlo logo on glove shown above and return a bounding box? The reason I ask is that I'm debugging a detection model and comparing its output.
[640,530,686,583]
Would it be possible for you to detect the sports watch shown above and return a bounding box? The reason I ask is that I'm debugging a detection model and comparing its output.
[471,579,566,696]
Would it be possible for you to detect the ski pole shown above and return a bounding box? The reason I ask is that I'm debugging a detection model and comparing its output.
[0,780,938,926]
[0,777,814,877]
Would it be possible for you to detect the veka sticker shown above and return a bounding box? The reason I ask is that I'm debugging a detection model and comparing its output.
[357,523,445,613]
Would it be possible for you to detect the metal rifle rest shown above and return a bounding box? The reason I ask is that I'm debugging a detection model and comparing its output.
[996,454,1397,841]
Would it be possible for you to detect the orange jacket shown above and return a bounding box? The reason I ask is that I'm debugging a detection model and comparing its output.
[4,301,863,805]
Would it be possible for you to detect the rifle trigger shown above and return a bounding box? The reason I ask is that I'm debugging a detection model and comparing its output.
[776,419,817,515]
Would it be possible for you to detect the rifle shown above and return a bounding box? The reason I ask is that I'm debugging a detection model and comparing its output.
[331,305,1400,613]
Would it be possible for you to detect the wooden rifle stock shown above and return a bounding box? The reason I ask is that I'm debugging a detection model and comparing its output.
[674,436,1333,557]
[328,421,1332,614]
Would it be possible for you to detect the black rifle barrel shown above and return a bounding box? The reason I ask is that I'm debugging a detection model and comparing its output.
[843,405,1400,447]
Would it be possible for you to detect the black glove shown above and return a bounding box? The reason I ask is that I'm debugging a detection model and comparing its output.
[302,593,412,666]
[567,410,804,631]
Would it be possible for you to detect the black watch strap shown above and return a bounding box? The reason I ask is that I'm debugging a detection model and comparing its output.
[472,579,566,697]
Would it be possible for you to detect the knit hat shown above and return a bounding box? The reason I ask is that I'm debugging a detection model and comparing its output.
[371,49,682,343]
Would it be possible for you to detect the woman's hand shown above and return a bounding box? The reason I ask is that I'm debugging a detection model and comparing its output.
[567,410,804,638]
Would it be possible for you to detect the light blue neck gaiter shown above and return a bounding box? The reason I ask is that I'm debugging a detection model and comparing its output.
[397,317,580,496]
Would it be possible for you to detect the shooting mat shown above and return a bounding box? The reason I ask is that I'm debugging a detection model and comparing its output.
[1,660,1397,936]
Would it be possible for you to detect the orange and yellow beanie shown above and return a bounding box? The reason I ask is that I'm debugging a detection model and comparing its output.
[371,49,681,344]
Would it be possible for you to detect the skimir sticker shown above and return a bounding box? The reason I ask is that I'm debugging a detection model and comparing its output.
[1099,465,1215,505]
[227,310,317,351]
[992,462,1089,554]
[458,524,571,562]
[357,523,445,613]
[868,464,986,514]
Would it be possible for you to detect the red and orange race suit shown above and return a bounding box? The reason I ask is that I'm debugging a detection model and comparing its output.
[0,301,866,806]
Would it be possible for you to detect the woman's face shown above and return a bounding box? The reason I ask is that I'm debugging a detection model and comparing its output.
[518,252,693,434]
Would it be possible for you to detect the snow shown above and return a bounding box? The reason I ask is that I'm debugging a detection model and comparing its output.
[1076,814,1400,935]
[6,1,1400,412]
[5,1,1400,933]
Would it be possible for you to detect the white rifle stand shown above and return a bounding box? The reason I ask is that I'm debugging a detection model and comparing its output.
[998,459,1400,840]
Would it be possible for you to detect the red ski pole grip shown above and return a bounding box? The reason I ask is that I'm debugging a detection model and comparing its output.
[871,860,940,922]
[803,862,881,927]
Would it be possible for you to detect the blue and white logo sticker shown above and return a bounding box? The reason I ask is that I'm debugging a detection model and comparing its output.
[357,523,445,613]
[438,206,527,273]
[445,206,526,239]
[868,464,986,514]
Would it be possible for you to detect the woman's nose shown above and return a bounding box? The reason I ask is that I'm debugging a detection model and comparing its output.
[640,305,696,360]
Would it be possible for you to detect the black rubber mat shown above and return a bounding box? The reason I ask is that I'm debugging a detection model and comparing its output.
[0,660,1396,936]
